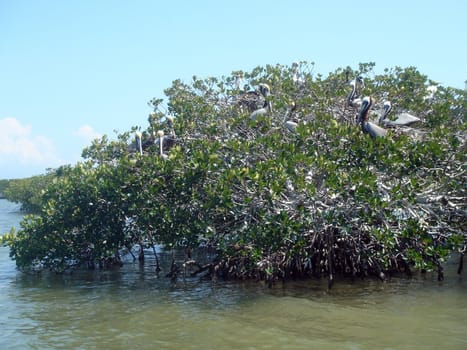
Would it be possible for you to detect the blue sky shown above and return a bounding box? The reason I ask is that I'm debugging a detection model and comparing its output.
[1,0,466,179]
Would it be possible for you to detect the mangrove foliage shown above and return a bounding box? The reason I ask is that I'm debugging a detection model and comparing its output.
[3,62,466,287]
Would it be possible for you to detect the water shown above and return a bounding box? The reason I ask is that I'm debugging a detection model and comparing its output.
[0,198,466,349]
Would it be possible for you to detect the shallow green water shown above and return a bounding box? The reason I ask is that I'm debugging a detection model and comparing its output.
[1,199,466,349]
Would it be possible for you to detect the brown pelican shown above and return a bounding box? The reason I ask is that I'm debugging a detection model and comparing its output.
[358,97,387,138]
[249,83,272,120]
[292,62,305,86]
[134,131,143,156]
[347,77,365,108]
[237,88,263,112]
[378,101,421,126]
[155,130,169,159]
[424,85,438,101]
[234,72,243,90]
[283,102,300,132]
[166,115,176,138]
[284,120,298,132]
[155,124,176,159]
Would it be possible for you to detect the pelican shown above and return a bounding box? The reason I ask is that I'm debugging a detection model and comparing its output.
[237,89,258,112]
[283,102,300,132]
[155,130,169,159]
[292,62,305,86]
[155,126,176,159]
[285,120,298,132]
[166,115,176,138]
[424,85,438,101]
[249,83,272,120]
[378,101,420,126]
[234,73,243,90]
[357,97,387,138]
[134,131,143,155]
[347,76,365,108]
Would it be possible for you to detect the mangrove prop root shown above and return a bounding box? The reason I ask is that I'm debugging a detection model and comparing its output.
[458,252,464,275]
[193,225,458,285]
[166,259,180,282]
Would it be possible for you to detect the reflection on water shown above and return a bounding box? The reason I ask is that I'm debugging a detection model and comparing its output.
[1,199,466,349]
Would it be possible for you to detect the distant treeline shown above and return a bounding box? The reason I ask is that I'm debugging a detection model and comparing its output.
[0,179,9,197]
[0,170,63,212]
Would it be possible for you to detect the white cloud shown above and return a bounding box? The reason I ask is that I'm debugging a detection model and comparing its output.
[73,124,102,143]
[0,117,62,165]
[0,119,103,178]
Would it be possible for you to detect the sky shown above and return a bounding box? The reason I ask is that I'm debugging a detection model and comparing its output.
[1,0,466,179]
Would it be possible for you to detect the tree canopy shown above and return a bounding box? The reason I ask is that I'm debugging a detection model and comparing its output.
[4,62,466,287]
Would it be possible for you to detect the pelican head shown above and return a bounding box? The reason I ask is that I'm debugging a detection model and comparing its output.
[349,76,364,89]
[166,115,174,127]
[289,101,297,112]
[357,96,373,124]
[356,76,364,89]
[347,77,365,107]
[165,115,177,138]
[258,83,271,97]
[379,100,392,124]
[347,80,357,106]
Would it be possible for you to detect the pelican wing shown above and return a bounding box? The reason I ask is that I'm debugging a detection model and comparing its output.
[249,108,268,121]
[383,112,420,126]
[285,120,298,133]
